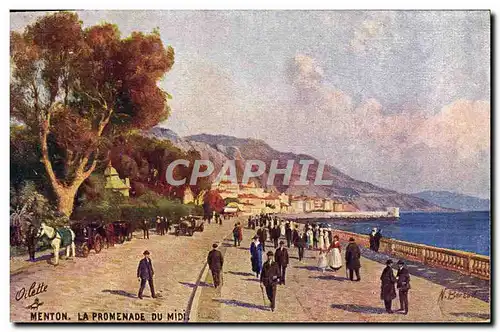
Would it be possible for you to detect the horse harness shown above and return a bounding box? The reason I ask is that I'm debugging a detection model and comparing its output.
[46,229,60,241]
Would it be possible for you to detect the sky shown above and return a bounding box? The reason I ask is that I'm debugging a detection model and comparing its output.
[10,10,491,199]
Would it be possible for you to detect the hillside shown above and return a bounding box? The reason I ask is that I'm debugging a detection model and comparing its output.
[411,191,490,211]
[147,127,447,212]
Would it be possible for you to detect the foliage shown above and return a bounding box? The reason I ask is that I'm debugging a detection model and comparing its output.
[73,187,199,224]
[10,11,175,216]
[10,181,69,229]
[109,134,212,200]
[203,190,225,215]
[224,197,241,205]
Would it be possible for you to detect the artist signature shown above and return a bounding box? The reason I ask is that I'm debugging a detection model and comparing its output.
[438,288,472,301]
[16,281,48,302]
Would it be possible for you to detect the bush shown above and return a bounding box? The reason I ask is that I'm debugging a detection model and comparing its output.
[73,189,198,224]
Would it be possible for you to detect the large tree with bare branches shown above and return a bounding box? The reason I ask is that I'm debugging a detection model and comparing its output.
[10,12,175,216]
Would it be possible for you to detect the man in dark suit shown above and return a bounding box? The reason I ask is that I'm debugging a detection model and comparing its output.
[260,251,280,312]
[141,219,149,239]
[207,243,224,288]
[345,237,361,281]
[137,250,155,299]
[380,259,396,313]
[257,226,267,250]
[396,260,411,314]
[285,223,292,248]
[271,225,279,249]
[26,222,37,262]
[294,231,306,262]
[275,241,289,285]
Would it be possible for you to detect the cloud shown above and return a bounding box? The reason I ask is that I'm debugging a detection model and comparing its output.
[349,13,396,54]
[286,54,490,197]
[164,52,490,198]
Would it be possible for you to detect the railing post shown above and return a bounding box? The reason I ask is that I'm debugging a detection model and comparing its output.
[468,256,474,276]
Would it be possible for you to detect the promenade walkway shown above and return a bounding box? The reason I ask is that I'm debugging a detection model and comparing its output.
[195,227,490,323]
[10,218,237,322]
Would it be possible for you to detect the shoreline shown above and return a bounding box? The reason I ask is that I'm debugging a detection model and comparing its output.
[275,212,489,257]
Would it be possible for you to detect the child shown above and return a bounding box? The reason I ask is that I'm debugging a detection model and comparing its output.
[317,249,328,273]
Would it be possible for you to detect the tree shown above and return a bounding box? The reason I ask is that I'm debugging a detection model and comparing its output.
[10,12,175,217]
[203,190,225,216]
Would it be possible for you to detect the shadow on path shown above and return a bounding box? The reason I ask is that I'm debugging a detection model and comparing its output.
[226,271,254,277]
[310,275,348,281]
[102,289,137,299]
[294,265,320,272]
[331,303,386,314]
[213,299,269,311]
[27,252,57,263]
[179,281,211,288]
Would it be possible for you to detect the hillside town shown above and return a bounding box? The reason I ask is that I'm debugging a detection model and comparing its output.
[182,175,358,215]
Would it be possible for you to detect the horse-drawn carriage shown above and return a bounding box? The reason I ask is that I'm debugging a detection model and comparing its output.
[174,216,204,236]
[110,221,133,244]
[71,221,106,257]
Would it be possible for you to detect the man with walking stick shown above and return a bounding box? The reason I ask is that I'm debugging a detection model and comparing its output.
[260,251,280,312]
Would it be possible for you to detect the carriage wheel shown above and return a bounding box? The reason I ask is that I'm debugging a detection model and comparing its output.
[81,244,90,258]
[94,235,102,253]
[118,234,125,244]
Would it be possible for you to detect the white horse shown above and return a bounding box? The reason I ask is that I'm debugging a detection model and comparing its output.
[37,222,76,265]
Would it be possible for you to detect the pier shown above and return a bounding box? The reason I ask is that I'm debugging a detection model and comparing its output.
[278,207,400,220]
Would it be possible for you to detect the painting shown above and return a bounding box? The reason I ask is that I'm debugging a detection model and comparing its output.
[9,10,490,323]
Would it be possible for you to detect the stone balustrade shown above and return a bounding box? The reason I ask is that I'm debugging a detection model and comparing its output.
[331,229,490,280]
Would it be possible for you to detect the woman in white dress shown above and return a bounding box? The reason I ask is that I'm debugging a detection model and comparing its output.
[318,229,325,250]
[280,221,285,238]
[306,226,314,249]
[324,229,331,250]
[317,249,328,272]
[327,234,343,271]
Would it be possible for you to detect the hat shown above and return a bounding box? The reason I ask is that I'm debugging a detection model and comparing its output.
[267,251,274,256]
[349,237,355,242]
[143,250,150,255]
[386,259,393,265]
[253,235,258,240]
[212,243,218,248]
[279,240,285,245]
[397,260,405,265]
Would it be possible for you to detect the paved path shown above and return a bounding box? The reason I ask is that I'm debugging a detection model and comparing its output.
[196,227,490,323]
[10,218,238,322]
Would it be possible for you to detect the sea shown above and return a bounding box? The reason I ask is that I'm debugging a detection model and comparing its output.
[316,211,491,256]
